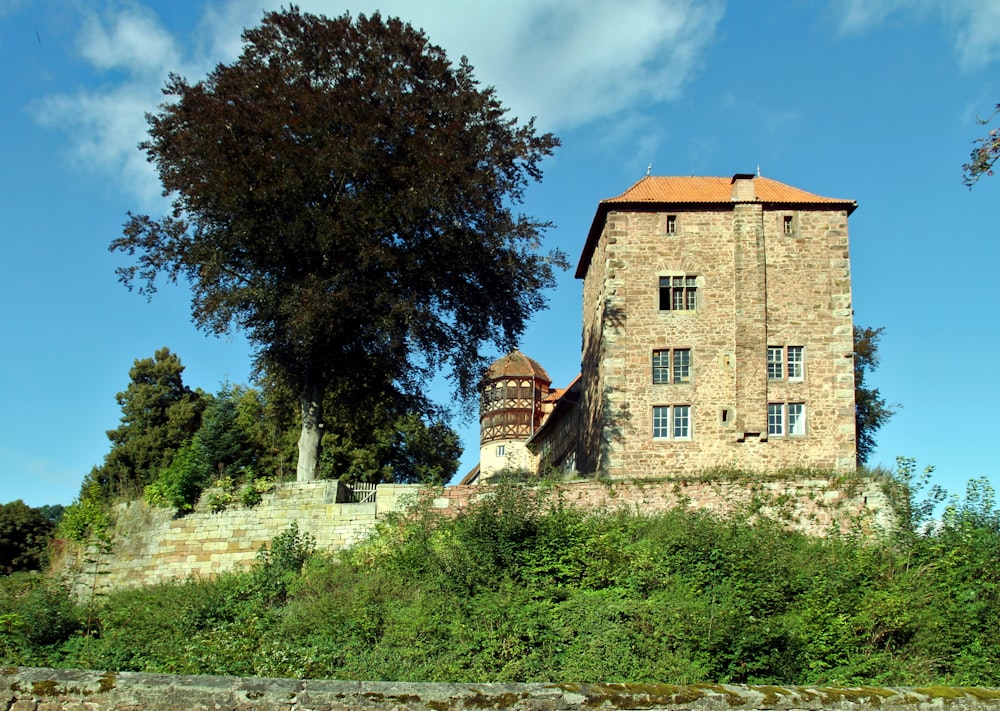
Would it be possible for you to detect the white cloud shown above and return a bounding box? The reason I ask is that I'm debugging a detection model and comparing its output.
[831,0,1000,70]
[77,3,180,75]
[833,0,921,33]
[34,84,166,207]
[298,0,726,132]
[32,2,227,209]
[36,0,725,206]
[949,0,1000,69]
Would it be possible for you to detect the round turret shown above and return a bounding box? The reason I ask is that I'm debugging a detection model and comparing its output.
[478,350,551,479]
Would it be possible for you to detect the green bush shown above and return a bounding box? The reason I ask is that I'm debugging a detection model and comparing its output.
[0,573,82,666]
[57,481,112,543]
[9,476,1000,685]
[144,439,210,512]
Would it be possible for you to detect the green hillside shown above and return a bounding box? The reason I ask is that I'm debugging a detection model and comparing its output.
[2,471,998,686]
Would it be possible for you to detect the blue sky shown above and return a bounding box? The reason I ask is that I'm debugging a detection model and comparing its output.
[2,0,998,507]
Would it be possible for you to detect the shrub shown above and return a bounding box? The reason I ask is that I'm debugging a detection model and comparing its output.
[144,439,210,512]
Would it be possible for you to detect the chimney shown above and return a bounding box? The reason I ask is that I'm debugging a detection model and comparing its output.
[731,173,756,201]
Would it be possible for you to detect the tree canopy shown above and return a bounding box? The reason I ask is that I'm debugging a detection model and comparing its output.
[112,7,564,481]
[97,347,205,498]
[854,325,895,466]
[0,500,54,574]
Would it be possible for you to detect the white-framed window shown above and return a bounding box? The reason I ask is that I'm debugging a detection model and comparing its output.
[496,444,506,457]
[767,346,784,380]
[652,348,691,384]
[788,403,805,435]
[787,346,804,381]
[666,214,678,235]
[653,405,691,440]
[767,346,805,381]
[659,275,698,311]
[768,403,784,436]
[768,403,806,437]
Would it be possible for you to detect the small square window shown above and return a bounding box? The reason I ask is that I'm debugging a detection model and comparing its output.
[496,444,506,457]
[653,406,670,439]
[673,405,690,439]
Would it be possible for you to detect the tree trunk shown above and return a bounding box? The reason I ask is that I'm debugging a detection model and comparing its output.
[296,376,323,482]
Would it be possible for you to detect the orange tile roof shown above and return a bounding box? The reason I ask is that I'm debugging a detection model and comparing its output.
[606,175,854,205]
[576,174,857,278]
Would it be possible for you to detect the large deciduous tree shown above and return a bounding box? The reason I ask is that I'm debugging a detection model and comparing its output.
[854,325,895,466]
[112,7,563,482]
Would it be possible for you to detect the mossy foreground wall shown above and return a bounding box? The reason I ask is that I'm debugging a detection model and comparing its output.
[4,667,1000,711]
[63,476,891,595]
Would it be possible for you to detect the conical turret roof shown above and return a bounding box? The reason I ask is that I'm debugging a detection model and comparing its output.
[485,350,551,382]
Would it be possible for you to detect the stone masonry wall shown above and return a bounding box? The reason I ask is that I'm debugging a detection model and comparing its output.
[65,475,892,596]
[62,481,425,596]
[580,199,855,479]
[6,667,1000,711]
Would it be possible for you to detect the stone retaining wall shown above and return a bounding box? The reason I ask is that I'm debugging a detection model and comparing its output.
[60,476,892,595]
[4,667,1000,711]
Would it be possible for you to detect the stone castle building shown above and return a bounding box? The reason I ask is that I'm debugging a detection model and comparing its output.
[472,173,858,482]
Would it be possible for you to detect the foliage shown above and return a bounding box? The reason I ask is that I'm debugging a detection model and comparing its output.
[111,7,565,483]
[144,382,284,513]
[198,383,260,481]
[320,408,460,485]
[262,372,462,484]
[0,500,55,574]
[57,480,113,544]
[0,574,82,666]
[251,522,316,605]
[231,379,299,480]
[34,505,65,525]
[854,325,895,465]
[963,104,1000,186]
[10,476,1000,686]
[240,478,275,508]
[143,439,209,512]
[884,456,947,536]
[95,348,205,499]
